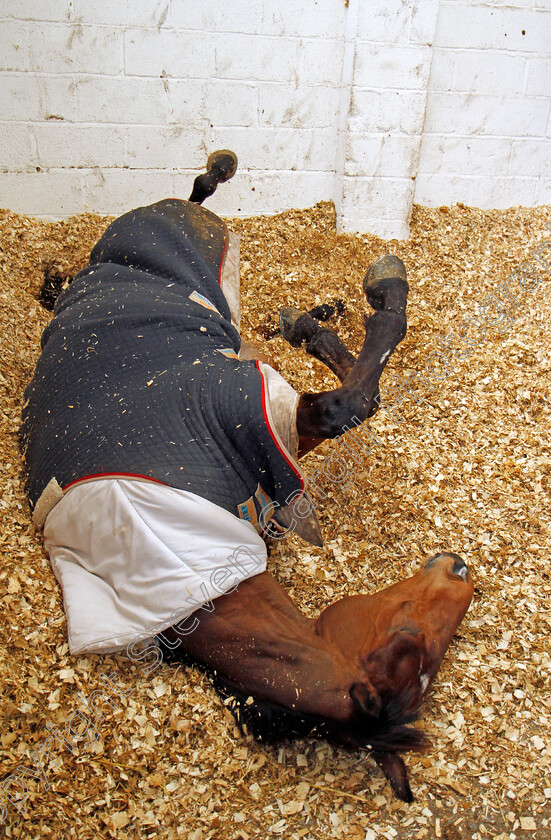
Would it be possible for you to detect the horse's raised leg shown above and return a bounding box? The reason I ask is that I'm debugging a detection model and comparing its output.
[188,149,238,205]
[279,306,356,383]
[291,255,408,453]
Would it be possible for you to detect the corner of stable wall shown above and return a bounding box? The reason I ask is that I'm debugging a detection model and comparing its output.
[338,0,441,241]
[332,0,360,233]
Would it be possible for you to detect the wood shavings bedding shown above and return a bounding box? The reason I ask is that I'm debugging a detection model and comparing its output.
[0,200,550,839]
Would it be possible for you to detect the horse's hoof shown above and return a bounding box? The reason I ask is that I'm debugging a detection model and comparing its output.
[279,307,322,348]
[279,307,308,347]
[206,149,238,182]
[363,255,408,313]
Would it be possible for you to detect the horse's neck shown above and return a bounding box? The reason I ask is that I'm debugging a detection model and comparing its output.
[315,592,380,656]
[173,571,361,722]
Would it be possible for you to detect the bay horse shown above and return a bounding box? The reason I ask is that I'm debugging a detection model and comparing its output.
[21,151,473,802]
[160,552,472,802]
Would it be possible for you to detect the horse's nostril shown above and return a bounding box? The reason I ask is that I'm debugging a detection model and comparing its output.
[451,557,469,581]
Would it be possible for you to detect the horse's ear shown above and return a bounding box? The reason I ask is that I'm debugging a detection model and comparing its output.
[372,751,414,803]
[350,681,382,718]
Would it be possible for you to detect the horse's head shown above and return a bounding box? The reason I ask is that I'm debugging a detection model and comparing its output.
[316,552,474,800]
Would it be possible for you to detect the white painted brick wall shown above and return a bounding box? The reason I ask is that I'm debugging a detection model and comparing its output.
[416,0,551,212]
[0,0,549,237]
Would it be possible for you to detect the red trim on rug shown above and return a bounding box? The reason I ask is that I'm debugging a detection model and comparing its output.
[255,361,304,489]
[63,473,168,492]
[218,227,229,286]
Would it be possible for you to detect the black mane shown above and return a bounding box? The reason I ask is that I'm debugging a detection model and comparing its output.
[158,638,428,756]
[212,673,428,756]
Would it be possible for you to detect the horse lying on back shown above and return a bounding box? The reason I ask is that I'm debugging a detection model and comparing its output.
[21,151,473,801]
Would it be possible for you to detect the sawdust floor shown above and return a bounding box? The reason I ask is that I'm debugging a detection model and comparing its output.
[0,200,550,840]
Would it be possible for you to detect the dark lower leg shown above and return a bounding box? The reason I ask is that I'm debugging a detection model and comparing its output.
[188,149,238,205]
[296,256,408,444]
[279,308,356,383]
[296,309,406,439]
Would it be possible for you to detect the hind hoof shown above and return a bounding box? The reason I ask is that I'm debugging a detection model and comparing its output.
[363,255,408,313]
[206,149,238,182]
[279,307,318,348]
